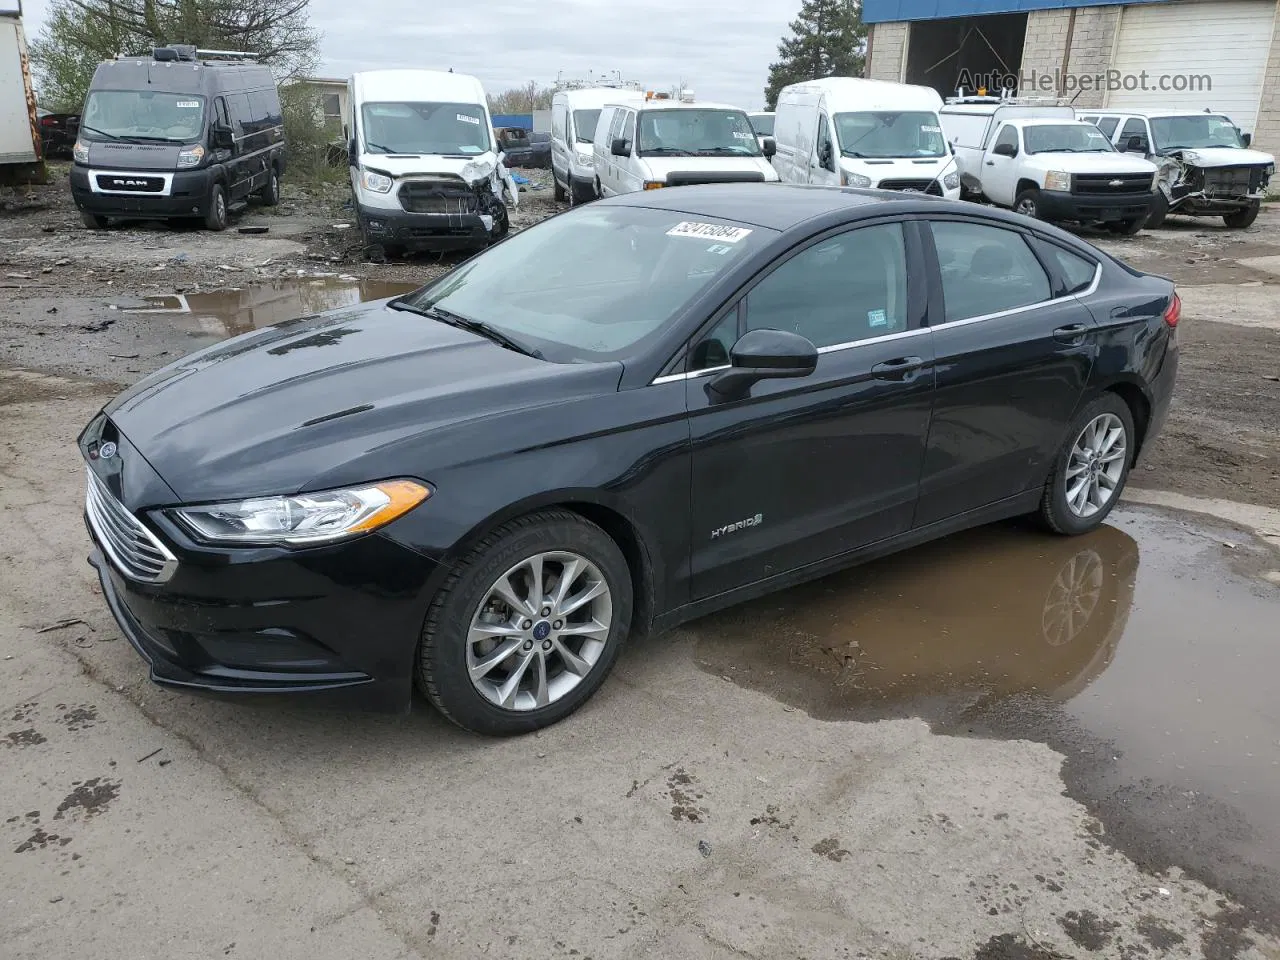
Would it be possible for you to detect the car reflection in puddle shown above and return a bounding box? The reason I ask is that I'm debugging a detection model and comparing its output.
[692,518,1139,722]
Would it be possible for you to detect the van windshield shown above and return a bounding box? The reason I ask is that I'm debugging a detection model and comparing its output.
[1024,124,1115,154]
[638,109,762,157]
[1150,115,1246,151]
[81,90,205,142]
[361,101,491,156]
[834,111,946,159]
[572,109,601,143]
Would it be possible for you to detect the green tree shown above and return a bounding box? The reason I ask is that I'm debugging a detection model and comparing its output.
[30,0,319,111]
[764,0,868,109]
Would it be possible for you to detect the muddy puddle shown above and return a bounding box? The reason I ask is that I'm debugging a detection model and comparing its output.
[115,278,420,339]
[691,506,1280,928]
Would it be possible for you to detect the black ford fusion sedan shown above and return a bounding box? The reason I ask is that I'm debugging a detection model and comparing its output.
[80,184,1179,736]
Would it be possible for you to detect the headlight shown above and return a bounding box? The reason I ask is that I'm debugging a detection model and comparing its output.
[172,480,429,546]
[360,168,393,193]
[73,139,89,164]
[1044,171,1071,192]
[575,144,593,159]
[176,144,205,168]
[841,172,872,188]
[1267,164,1275,176]
[1181,151,1203,165]
[943,171,960,190]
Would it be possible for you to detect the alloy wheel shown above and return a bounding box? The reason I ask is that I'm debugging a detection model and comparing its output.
[1016,197,1037,217]
[466,551,612,711]
[1064,413,1127,519]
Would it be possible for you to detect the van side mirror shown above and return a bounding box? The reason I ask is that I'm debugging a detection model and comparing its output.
[1242,131,1253,147]
[991,142,1017,158]
[818,141,833,168]
[212,124,234,149]
[1125,135,1149,154]
[762,136,777,158]
[708,329,818,402]
[611,137,631,158]
[347,138,358,165]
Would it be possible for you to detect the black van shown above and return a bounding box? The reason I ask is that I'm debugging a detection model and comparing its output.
[70,46,286,231]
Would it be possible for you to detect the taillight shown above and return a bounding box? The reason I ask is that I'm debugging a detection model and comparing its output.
[1163,292,1181,328]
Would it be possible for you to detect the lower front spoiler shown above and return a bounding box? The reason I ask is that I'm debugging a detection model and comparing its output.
[88,550,409,713]
[357,204,493,252]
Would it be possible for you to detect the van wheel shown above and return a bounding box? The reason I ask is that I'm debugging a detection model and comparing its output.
[553,177,567,202]
[489,204,510,243]
[258,166,280,206]
[204,184,229,231]
[80,211,108,230]
[1223,199,1260,229]
[1146,190,1169,228]
[569,178,593,207]
[1014,188,1042,220]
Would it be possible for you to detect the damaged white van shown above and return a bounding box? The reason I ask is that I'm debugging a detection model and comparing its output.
[346,69,518,255]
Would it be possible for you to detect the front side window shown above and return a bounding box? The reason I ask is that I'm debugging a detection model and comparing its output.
[572,109,601,144]
[930,221,1052,322]
[1150,114,1246,151]
[621,110,636,147]
[360,101,491,156]
[745,222,909,349]
[1119,118,1149,146]
[834,110,947,159]
[993,124,1019,152]
[816,116,833,166]
[637,108,762,157]
[1024,124,1114,154]
[81,90,205,143]
[401,207,773,362]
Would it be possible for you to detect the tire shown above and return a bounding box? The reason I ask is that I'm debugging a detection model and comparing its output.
[553,176,567,202]
[1038,393,1136,536]
[1146,190,1169,229]
[258,165,280,206]
[569,177,594,207]
[1014,188,1041,220]
[1107,216,1145,236]
[416,510,633,736]
[1223,199,1261,229]
[488,203,510,243]
[80,211,108,230]
[204,183,229,231]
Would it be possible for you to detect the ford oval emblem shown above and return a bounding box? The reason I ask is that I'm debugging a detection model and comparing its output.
[98,441,117,460]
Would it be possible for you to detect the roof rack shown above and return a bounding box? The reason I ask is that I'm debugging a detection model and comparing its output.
[946,87,1068,107]
[119,45,260,64]
[554,70,643,91]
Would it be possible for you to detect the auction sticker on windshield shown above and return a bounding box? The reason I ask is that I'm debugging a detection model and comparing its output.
[177,101,200,108]
[667,222,753,243]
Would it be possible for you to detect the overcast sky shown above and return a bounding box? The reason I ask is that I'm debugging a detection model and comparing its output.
[17,0,792,110]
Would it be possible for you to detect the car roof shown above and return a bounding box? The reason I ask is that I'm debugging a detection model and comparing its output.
[1102,108,1230,119]
[601,183,954,231]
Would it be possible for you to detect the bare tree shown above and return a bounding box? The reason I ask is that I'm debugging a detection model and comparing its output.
[488,82,554,115]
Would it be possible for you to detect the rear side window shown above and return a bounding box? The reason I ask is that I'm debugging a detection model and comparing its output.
[227,93,252,135]
[1096,116,1120,137]
[248,90,276,128]
[930,221,1052,322]
[1038,242,1098,294]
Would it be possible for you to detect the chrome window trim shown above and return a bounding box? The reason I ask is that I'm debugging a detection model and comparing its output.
[929,260,1101,330]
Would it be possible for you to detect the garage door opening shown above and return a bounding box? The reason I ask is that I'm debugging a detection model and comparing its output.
[905,13,1028,99]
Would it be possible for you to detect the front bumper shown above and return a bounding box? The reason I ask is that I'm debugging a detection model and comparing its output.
[70,164,215,219]
[85,508,441,712]
[1037,188,1154,223]
[356,201,492,252]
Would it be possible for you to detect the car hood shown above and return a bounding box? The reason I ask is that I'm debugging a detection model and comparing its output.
[366,151,499,180]
[1025,152,1157,174]
[102,300,623,503]
[85,141,184,171]
[1168,146,1275,167]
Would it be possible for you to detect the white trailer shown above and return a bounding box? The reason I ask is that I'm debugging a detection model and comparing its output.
[0,4,40,170]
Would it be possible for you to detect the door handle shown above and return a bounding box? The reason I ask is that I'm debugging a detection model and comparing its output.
[872,356,925,380]
[985,159,995,165]
[1053,323,1089,342]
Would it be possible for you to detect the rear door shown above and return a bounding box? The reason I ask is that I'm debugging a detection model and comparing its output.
[914,217,1097,526]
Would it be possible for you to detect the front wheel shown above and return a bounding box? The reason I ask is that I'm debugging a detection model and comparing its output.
[416,510,633,736]
[204,183,228,231]
[1146,190,1169,228]
[553,176,567,202]
[1038,394,1135,536]
[80,211,108,230]
[1107,216,1145,236]
[1223,199,1261,229]
[1014,188,1041,220]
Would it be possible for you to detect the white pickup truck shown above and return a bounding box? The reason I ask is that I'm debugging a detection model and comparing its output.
[943,109,1158,235]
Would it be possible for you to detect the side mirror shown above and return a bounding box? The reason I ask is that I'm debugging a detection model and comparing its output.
[992,142,1017,158]
[1242,132,1253,147]
[611,137,631,157]
[1125,135,1148,154]
[347,138,358,165]
[212,124,234,149]
[708,329,818,401]
[818,142,833,167]
[762,136,777,159]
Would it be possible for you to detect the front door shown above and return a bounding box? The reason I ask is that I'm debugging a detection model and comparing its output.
[983,123,1021,206]
[686,220,936,600]
[810,112,839,186]
[914,217,1097,526]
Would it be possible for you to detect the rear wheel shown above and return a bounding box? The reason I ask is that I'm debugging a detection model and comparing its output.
[415,510,633,736]
[1014,188,1041,220]
[258,165,280,206]
[80,211,108,230]
[1039,393,1135,536]
[204,183,229,231]
[1223,199,1261,229]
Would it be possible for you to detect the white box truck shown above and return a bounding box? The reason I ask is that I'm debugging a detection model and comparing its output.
[0,6,40,171]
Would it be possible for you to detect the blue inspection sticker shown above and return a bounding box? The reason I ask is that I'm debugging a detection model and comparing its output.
[868,309,888,328]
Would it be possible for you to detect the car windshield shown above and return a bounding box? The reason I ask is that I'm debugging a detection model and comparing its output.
[637,108,762,157]
[1025,123,1115,154]
[572,109,601,143]
[400,206,772,362]
[834,111,946,159]
[361,101,491,156]
[81,90,205,142]
[1150,114,1246,150]
[749,113,775,136]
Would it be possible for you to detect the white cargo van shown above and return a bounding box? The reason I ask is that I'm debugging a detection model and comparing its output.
[592,94,778,198]
[346,69,518,256]
[551,85,643,205]
[772,78,961,198]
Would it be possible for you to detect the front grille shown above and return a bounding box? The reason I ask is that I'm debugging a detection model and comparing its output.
[95,174,165,193]
[1203,165,1267,196]
[398,181,479,216]
[85,468,177,584]
[664,171,766,186]
[878,178,935,192]
[1072,173,1154,195]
